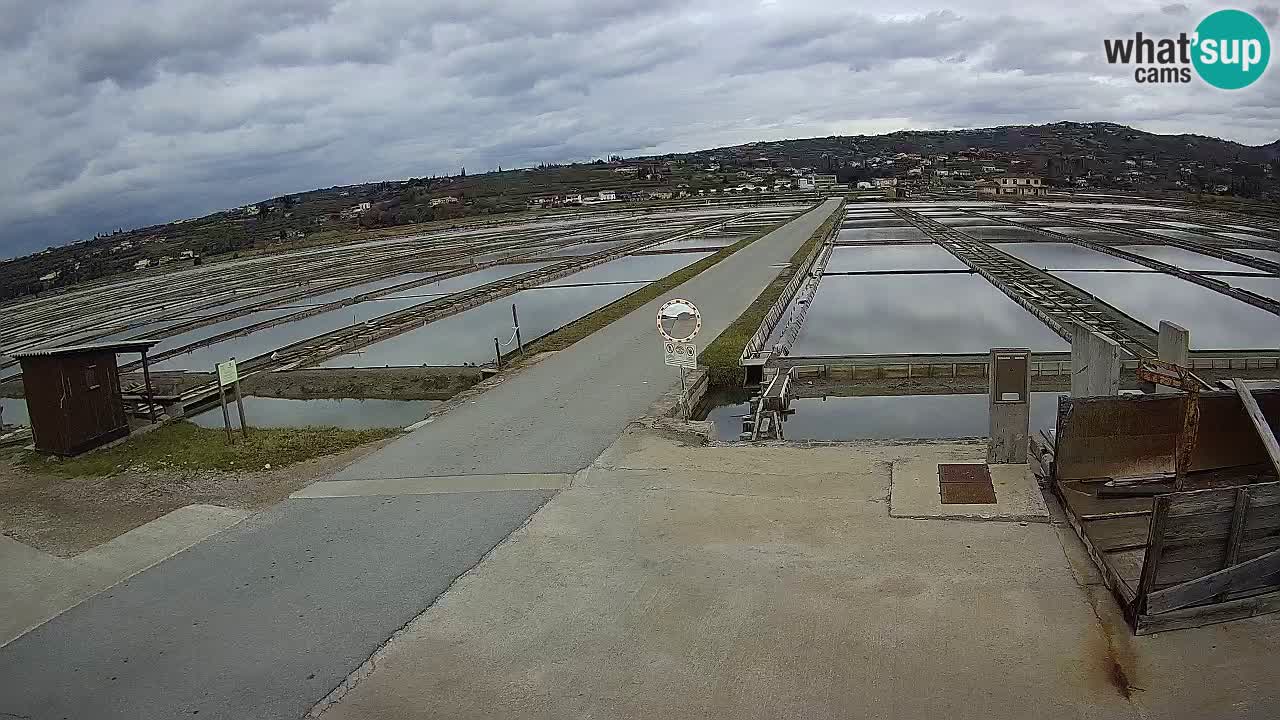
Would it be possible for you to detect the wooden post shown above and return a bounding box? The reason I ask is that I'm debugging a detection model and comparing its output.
[140,348,157,424]
[233,378,248,440]
[512,303,524,356]
[494,337,502,368]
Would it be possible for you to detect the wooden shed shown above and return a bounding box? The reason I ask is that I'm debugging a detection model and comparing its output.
[13,340,159,456]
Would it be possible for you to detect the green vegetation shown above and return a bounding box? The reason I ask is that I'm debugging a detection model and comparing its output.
[511,218,793,359]
[699,207,842,387]
[21,422,399,477]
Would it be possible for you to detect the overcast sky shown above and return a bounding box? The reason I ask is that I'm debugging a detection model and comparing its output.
[1,0,1276,259]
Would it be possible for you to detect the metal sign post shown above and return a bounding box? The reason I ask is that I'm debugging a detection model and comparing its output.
[215,359,248,443]
[658,299,702,419]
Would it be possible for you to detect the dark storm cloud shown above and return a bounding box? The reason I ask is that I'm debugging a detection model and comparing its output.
[0,0,1275,260]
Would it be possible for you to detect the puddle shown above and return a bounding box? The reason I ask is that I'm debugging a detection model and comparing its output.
[700,390,1065,442]
[189,396,438,430]
[1054,271,1280,349]
[791,274,1069,355]
[0,396,28,426]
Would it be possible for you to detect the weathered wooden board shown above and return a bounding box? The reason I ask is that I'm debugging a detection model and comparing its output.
[1146,548,1280,614]
[1164,482,1280,517]
[1235,379,1280,479]
[1056,391,1280,481]
[1136,588,1280,635]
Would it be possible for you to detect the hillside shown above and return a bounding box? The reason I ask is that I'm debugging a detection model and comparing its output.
[3,121,1277,304]
[661,121,1280,194]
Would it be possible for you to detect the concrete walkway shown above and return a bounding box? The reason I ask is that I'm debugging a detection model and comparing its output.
[0,504,249,647]
[0,200,842,720]
[317,429,1280,720]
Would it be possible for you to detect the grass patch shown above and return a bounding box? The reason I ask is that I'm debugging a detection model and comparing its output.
[699,204,843,388]
[512,214,798,358]
[20,421,400,477]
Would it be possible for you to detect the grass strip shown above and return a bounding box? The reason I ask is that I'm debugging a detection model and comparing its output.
[511,214,797,358]
[698,206,842,388]
[21,422,400,477]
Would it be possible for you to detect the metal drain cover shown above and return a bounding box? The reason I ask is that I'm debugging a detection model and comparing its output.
[938,463,997,504]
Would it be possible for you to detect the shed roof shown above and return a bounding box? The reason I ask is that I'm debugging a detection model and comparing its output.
[12,340,160,359]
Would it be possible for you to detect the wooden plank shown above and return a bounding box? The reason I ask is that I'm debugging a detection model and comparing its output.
[1165,481,1280,517]
[1104,548,1145,586]
[1146,547,1280,614]
[1136,496,1172,610]
[1082,515,1152,552]
[1058,480,1154,516]
[1224,488,1250,568]
[1234,378,1280,479]
[1056,390,1280,481]
[1052,480,1138,607]
[1137,587,1280,635]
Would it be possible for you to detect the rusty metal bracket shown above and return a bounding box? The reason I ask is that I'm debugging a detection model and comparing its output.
[1136,358,1212,392]
[1137,359,1208,490]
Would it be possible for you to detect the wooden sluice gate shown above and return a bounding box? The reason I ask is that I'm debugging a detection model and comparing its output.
[741,368,794,441]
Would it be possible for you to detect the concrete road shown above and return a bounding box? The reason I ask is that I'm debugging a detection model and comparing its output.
[331,198,842,479]
[0,492,554,720]
[0,199,841,720]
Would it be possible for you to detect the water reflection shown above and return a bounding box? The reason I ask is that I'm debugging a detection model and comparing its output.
[1054,271,1280,349]
[792,274,1068,355]
[189,396,437,430]
[838,227,927,242]
[1116,245,1264,274]
[1207,275,1280,303]
[996,243,1145,271]
[0,396,28,426]
[701,391,1065,441]
[154,296,428,371]
[825,245,967,272]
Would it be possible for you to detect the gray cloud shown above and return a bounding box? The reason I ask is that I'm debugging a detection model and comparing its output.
[0,0,1276,259]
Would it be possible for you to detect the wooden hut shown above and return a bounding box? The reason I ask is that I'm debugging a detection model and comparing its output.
[12,340,159,456]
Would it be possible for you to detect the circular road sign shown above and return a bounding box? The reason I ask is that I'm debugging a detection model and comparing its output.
[657,298,701,342]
